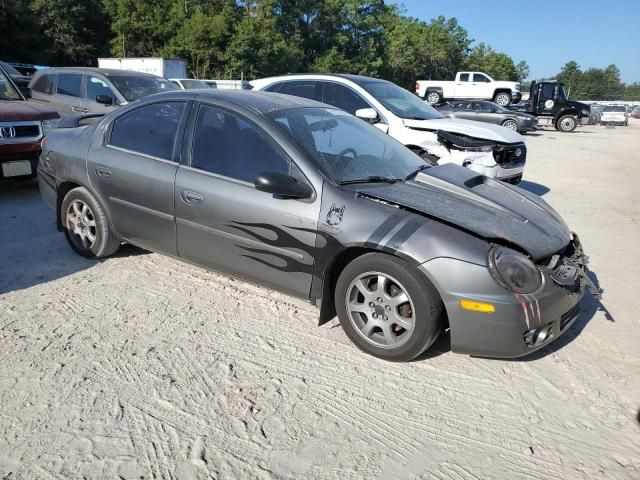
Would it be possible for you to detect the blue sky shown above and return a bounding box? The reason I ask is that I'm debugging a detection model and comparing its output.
[391,0,640,83]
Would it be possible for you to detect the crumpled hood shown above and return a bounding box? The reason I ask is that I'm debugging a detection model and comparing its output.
[403,117,524,143]
[0,100,59,121]
[356,164,571,260]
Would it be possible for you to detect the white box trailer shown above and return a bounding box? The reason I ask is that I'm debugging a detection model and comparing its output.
[98,57,187,79]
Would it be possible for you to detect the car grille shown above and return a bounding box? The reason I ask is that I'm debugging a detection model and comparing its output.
[493,144,526,165]
[560,303,580,331]
[0,121,42,141]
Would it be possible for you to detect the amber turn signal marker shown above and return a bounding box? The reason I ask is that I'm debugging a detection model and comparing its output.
[460,300,496,313]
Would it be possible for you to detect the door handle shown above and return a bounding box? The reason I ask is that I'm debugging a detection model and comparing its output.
[181,190,204,204]
[72,106,89,113]
[95,166,111,178]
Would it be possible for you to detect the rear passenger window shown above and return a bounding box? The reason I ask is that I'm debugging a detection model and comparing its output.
[32,74,55,94]
[279,81,318,100]
[109,102,185,160]
[321,82,369,115]
[264,82,283,93]
[459,73,469,82]
[191,104,290,183]
[57,73,82,97]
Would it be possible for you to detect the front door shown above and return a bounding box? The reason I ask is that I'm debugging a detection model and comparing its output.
[87,101,187,254]
[175,103,319,298]
[82,74,118,114]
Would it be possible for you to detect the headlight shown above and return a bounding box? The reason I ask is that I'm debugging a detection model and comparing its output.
[488,246,542,294]
[581,109,589,116]
[41,118,60,136]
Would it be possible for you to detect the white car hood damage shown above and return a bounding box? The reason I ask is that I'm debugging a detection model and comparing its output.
[403,117,524,144]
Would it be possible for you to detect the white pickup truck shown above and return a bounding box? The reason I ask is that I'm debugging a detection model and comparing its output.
[416,72,521,107]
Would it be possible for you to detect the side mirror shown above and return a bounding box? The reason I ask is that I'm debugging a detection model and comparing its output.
[355,108,379,123]
[96,95,113,106]
[255,171,312,199]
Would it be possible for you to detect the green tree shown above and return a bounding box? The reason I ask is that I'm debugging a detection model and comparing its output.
[465,42,526,81]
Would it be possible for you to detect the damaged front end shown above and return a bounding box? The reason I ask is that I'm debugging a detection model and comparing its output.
[435,130,526,184]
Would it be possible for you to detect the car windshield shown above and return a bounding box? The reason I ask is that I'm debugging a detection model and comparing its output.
[0,67,21,100]
[0,61,22,77]
[360,81,443,120]
[603,106,626,112]
[180,79,209,90]
[109,75,178,102]
[268,107,426,184]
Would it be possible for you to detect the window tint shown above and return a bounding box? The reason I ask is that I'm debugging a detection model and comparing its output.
[604,106,625,112]
[477,102,493,112]
[279,81,318,100]
[264,82,283,93]
[57,73,82,97]
[459,73,470,82]
[32,74,55,94]
[109,102,185,160]
[321,82,369,114]
[191,105,290,183]
[85,76,113,101]
[473,74,489,83]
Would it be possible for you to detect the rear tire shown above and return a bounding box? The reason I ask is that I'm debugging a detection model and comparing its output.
[494,92,512,106]
[501,119,518,131]
[556,115,577,132]
[61,187,120,258]
[335,253,444,362]
[426,91,441,105]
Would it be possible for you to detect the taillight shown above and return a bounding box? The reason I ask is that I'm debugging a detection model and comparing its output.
[415,81,420,92]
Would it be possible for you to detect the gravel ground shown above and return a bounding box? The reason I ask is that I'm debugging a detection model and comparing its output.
[1,121,639,480]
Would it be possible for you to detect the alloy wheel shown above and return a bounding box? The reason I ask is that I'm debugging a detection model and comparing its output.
[496,94,510,106]
[503,120,518,130]
[66,199,97,251]
[427,92,440,104]
[346,271,416,349]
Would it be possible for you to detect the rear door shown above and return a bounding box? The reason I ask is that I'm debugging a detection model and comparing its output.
[52,73,84,115]
[87,101,188,254]
[454,73,473,98]
[174,102,320,298]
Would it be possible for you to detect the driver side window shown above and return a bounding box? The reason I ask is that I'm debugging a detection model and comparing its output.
[191,104,291,184]
[473,74,489,83]
[85,76,114,102]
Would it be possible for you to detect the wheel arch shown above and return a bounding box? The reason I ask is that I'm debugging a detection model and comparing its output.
[493,88,512,97]
[317,246,420,325]
[56,180,117,236]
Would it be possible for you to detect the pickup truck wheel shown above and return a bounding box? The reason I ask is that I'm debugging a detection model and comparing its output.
[426,91,441,104]
[494,92,512,106]
[61,187,120,258]
[501,119,518,130]
[556,115,577,132]
[335,253,444,362]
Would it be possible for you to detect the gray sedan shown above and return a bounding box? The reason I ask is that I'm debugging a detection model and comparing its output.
[437,100,538,133]
[38,90,595,361]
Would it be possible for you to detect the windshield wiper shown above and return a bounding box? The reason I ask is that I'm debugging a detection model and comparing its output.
[339,176,402,186]
[404,164,431,180]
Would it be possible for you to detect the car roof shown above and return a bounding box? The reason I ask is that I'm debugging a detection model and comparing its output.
[34,67,163,78]
[255,73,389,86]
[144,90,333,115]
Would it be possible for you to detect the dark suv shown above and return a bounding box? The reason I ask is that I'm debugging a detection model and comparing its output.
[29,67,177,116]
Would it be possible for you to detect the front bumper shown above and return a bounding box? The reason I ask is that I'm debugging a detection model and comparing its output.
[419,236,594,358]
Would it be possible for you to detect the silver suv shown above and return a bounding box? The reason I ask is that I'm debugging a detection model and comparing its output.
[28,67,177,116]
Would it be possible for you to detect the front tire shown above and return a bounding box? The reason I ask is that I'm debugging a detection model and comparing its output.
[425,91,441,105]
[556,115,577,132]
[61,187,120,258]
[335,253,444,361]
[494,92,512,106]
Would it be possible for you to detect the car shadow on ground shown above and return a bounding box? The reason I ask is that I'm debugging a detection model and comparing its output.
[0,181,147,295]
[518,180,550,196]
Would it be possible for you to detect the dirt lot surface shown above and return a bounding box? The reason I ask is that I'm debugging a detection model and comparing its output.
[1,121,639,479]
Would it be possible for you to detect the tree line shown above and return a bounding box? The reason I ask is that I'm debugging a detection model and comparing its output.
[1,0,637,99]
[556,61,639,101]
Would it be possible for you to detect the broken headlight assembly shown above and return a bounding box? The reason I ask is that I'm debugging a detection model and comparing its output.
[488,246,542,294]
